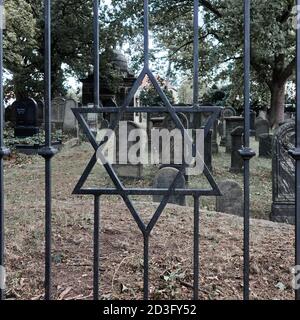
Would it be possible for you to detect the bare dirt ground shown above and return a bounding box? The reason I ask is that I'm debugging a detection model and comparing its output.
[3,143,295,300]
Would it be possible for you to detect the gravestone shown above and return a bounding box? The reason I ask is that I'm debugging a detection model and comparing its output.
[255,118,270,141]
[212,120,218,154]
[216,180,243,216]
[230,127,244,173]
[153,167,186,206]
[259,133,273,158]
[63,99,78,135]
[271,121,295,224]
[220,107,236,147]
[225,116,244,153]
[161,113,189,166]
[258,110,267,120]
[242,110,256,136]
[51,97,66,130]
[13,98,39,137]
[36,100,44,125]
[113,121,145,178]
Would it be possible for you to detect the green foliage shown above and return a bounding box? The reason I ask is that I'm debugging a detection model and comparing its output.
[109,0,296,124]
[139,78,175,106]
[3,0,118,98]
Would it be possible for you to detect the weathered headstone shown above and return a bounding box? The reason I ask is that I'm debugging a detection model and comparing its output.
[230,127,244,173]
[63,99,78,135]
[220,107,236,147]
[36,100,44,125]
[212,120,218,154]
[216,180,243,216]
[225,116,244,153]
[113,121,145,178]
[153,167,186,206]
[51,97,66,130]
[259,133,273,158]
[13,98,39,137]
[161,113,188,166]
[255,118,270,141]
[271,121,295,224]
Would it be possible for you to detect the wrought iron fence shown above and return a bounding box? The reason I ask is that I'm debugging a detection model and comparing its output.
[0,0,299,301]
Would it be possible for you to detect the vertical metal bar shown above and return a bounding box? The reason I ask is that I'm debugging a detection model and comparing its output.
[243,0,250,301]
[44,157,52,300]
[39,0,57,300]
[93,0,100,108]
[295,0,300,301]
[0,1,9,301]
[243,0,250,148]
[144,0,149,67]
[239,0,255,300]
[44,0,52,300]
[142,6,150,298]
[93,196,100,300]
[193,196,200,300]
[143,232,149,300]
[193,0,199,106]
[45,0,51,148]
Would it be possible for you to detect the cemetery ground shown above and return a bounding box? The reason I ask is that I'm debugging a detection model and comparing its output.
[3,140,294,300]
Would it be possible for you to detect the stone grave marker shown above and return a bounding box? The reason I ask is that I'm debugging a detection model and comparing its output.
[271,121,295,223]
[63,99,78,135]
[113,121,145,178]
[153,167,186,206]
[255,118,270,141]
[259,133,273,158]
[220,107,236,147]
[225,116,244,153]
[51,97,66,130]
[230,126,244,173]
[36,100,44,126]
[13,98,39,137]
[216,180,243,216]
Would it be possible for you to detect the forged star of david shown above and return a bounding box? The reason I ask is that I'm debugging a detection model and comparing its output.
[72,67,221,233]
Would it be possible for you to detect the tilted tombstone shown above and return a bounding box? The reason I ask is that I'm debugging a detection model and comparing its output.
[215,180,243,216]
[13,98,39,137]
[225,116,244,153]
[259,133,273,158]
[220,107,236,147]
[63,99,78,135]
[255,118,270,141]
[153,167,186,206]
[271,121,295,224]
[230,126,244,173]
[51,97,66,130]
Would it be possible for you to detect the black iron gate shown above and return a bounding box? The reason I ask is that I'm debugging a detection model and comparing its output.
[0,0,299,301]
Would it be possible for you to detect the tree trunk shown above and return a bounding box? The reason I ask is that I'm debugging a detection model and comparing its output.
[269,80,286,128]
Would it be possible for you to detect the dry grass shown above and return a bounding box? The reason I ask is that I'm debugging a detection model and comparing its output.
[3,141,294,300]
